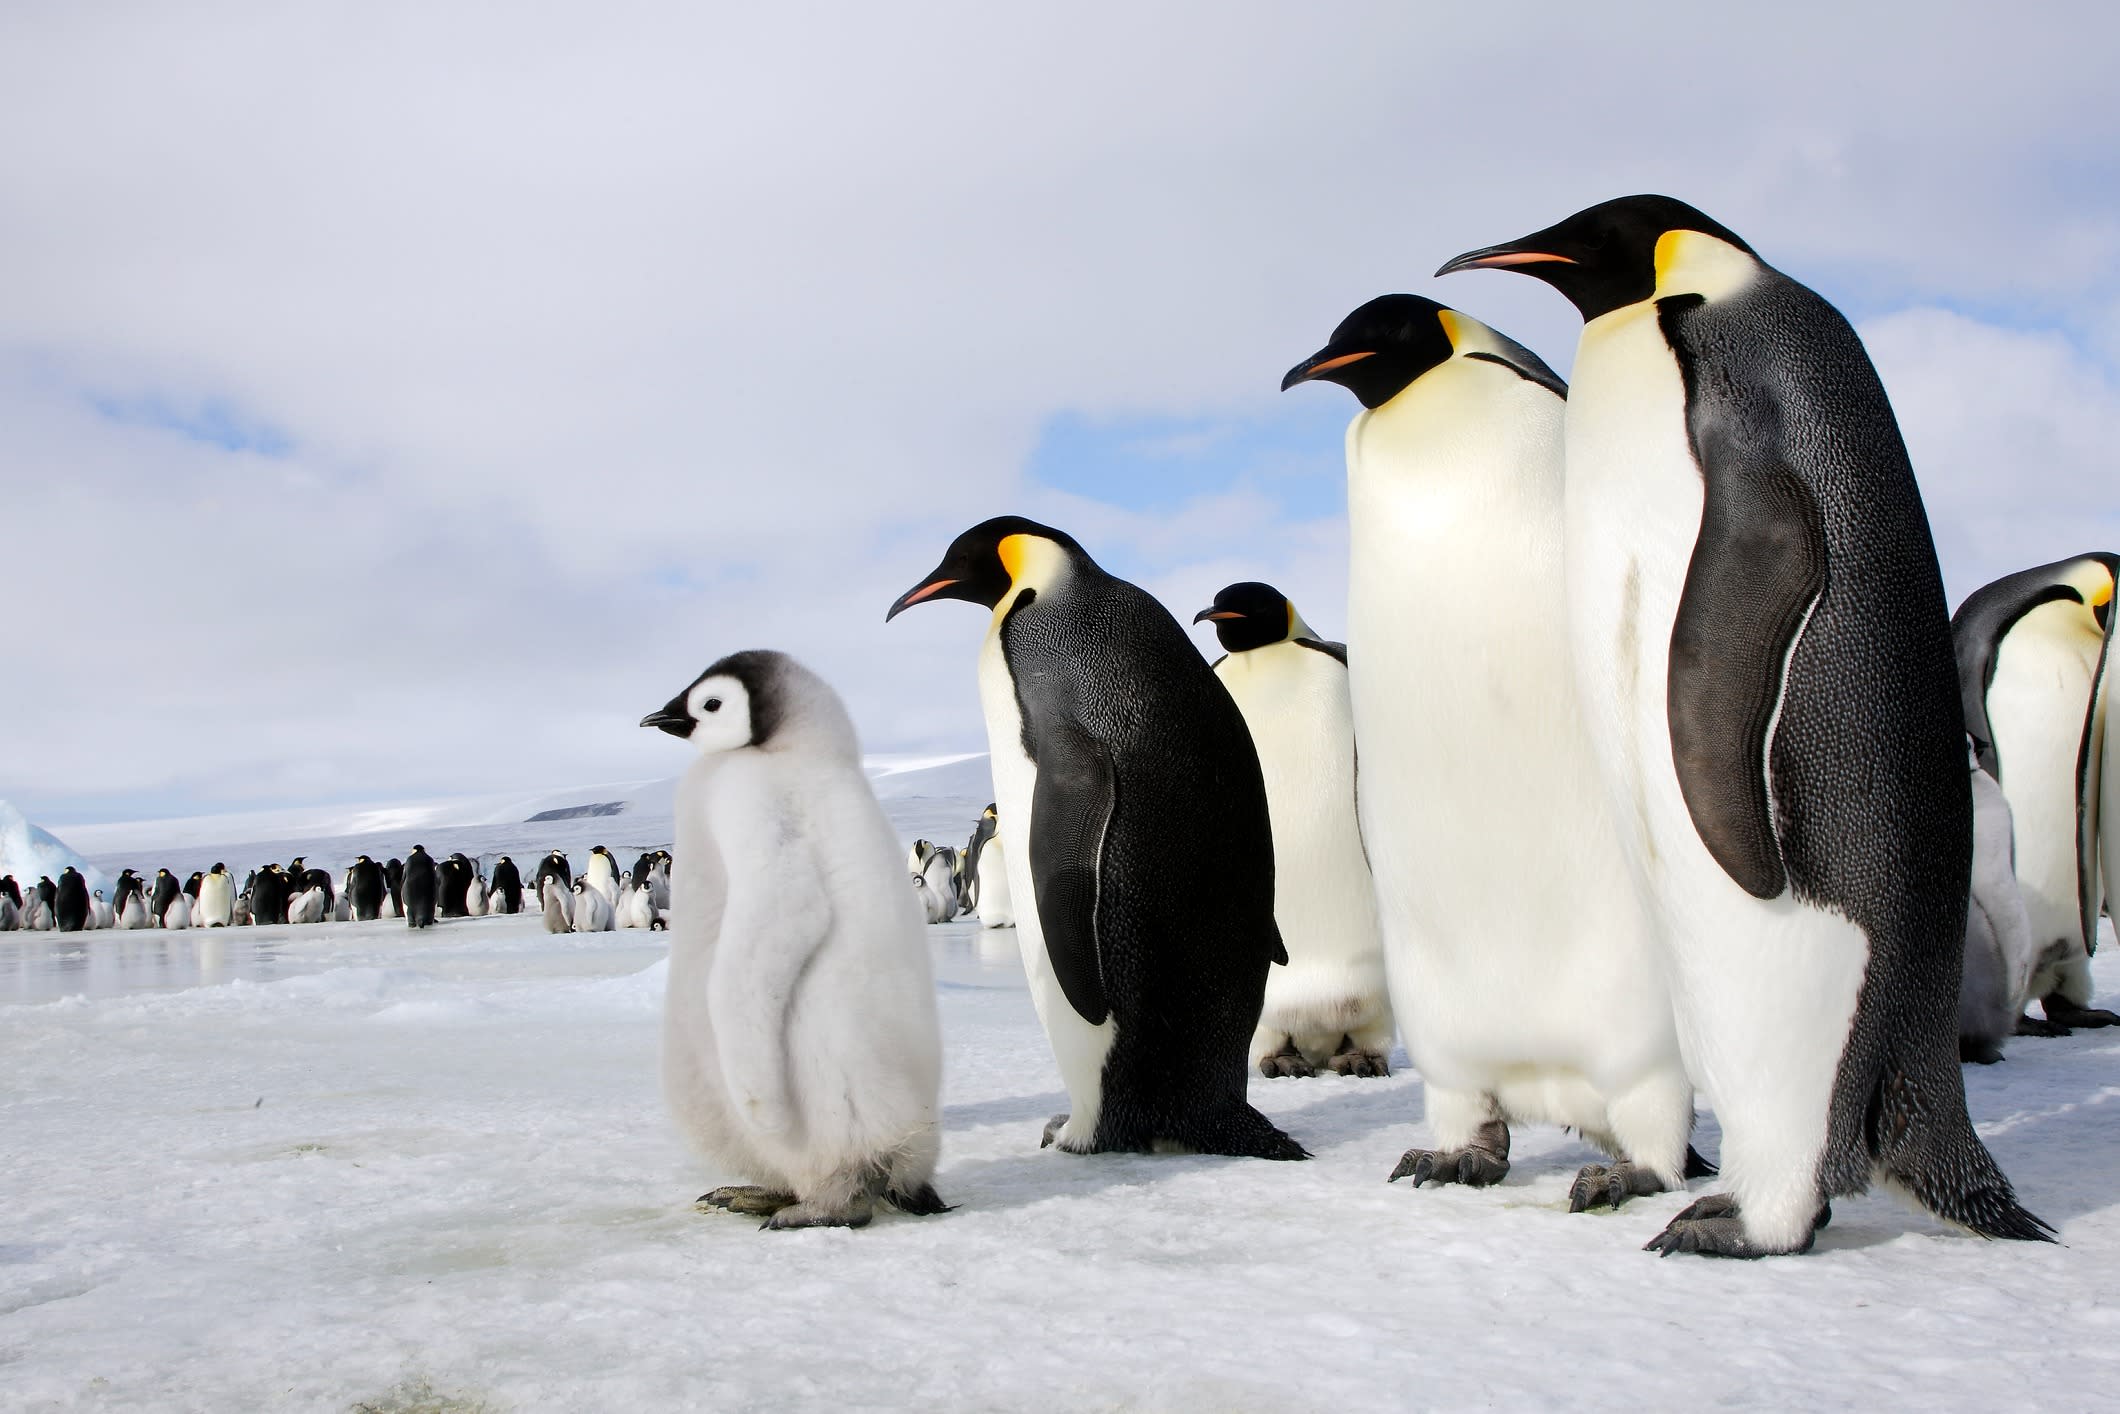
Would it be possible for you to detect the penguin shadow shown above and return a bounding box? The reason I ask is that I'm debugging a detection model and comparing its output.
[938,1140,1269,1215]
[941,1089,1071,1130]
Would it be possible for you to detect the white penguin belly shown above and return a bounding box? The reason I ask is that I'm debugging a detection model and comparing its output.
[978,623,1113,1141]
[1985,610,2104,997]
[1346,368,1683,1133]
[1217,648,1390,1061]
[1567,304,1867,1236]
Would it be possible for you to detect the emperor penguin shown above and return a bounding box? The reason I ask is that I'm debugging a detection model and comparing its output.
[1444,193,2049,1254]
[286,886,326,925]
[1961,745,2038,1064]
[1951,553,2118,1032]
[646,852,672,912]
[541,875,573,933]
[961,806,998,912]
[641,648,948,1227]
[438,854,474,917]
[196,863,235,928]
[149,869,181,926]
[402,846,438,930]
[347,856,386,921]
[465,868,488,917]
[534,851,572,900]
[0,893,18,931]
[163,891,193,929]
[912,869,953,925]
[489,856,525,915]
[586,846,621,910]
[88,889,114,930]
[1285,295,1696,1209]
[384,857,404,915]
[919,848,959,922]
[117,888,149,930]
[571,878,615,932]
[54,867,89,933]
[888,517,1306,1160]
[1195,582,1394,1078]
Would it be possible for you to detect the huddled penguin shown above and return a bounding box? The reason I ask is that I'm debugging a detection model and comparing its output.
[571,878,615,932]
[1951,553,2118,1032]
[642,648,948,1228]
[586,846,621,910]
[0,875,18,909]
[541,875,573,933]
[348,856,386,921]
[54,867,89,933]
[488,856,525,915]
[333,869,355,921]
[252,864,292,926]
[1961,745,2039,1064]
[1444,193,2049,1253]
[438,854,474,918]
[645,852,672,912]
[919,847,959,922]
[534,851,572,901]
[888,517,1305,1160]
[0,892,15,931]
[1286,293,1694,1207]
[183,871,203,903]
[163,891,192,929]
[88,889,114,930]
[149,869,181,926]
[286,886,326,925]
[620,881,661,931]
[465,866,488,917]
[1195,582,1394,1078]
[195,863,235,928]
[385,857,405,915]
[402,846,438,930]
[24,880,55,930]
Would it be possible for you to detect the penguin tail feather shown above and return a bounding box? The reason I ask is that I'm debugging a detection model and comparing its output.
[1682,1144,1718,1180]
[1869,1061,2055,1243]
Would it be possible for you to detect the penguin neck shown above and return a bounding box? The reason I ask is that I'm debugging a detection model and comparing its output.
[1651,229,1761,304]
[1351,356,1565,506]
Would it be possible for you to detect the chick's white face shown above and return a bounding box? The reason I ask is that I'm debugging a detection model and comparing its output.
[680,673,754,755]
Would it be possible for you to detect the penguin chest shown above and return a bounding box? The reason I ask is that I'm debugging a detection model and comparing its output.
[1562,304,1709,876]
[1987,607,2105,951]
[976,618,1115,1126]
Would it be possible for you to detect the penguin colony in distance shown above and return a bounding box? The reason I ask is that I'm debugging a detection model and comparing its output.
[888,517,1305,1160]
[1441,194,2047,1254]
[1194,582,1393,1081]
[1952,553,2118,1034]
[643,649,948,1228]
[1283,294,1696,1210]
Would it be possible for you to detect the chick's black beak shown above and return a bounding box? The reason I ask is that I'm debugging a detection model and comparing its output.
[640,697,691,736]
[1281,346,1376,392]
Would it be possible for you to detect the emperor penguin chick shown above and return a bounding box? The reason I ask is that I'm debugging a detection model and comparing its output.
[1285,295,1693,1211]
[1196,582,1393,1078]
[1960,745,2038,1064]
[642,649,948,1229]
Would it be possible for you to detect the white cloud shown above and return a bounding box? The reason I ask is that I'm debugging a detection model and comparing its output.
[2,3,2115,820]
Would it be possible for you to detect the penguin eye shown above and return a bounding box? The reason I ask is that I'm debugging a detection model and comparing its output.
[703,697,722,713]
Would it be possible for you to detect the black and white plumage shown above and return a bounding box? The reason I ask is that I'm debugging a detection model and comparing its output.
[1194,582,1392,1080]
[54,867,89,933]
[348,857,387,922]
[541,876,573,933]
[149,869,181,926]
[1961,747,2038,1064]
[888,517,1305,1161]
[642,649,948,1228]
[195,863,235,928]
[402,846,438,930]
[1951,553,2117,1032]
[1447,193,2047,1255]
[488,856,525,915]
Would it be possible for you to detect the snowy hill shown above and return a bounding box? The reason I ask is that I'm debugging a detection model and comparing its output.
[0,799,107,895]
[55,755,997,882]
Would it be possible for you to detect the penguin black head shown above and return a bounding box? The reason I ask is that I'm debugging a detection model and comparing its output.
[1437,194,1755,322]
[1193,582,1302,653]
[1280,295,1459,409]
[209,862,226,876]
[885,516,1090,620]
[641,649,790,753]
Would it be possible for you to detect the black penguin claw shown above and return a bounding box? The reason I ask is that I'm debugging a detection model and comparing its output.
[1388,1142,1508,1189]
[1643,1195,1813,1259]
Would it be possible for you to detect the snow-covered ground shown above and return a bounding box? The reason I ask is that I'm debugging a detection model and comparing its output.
[5,778,2120,1410]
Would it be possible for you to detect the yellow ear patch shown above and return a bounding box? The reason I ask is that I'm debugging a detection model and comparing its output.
[1435,309,1461,351]
[2092,571,2114,609]
[997,534,1028,584]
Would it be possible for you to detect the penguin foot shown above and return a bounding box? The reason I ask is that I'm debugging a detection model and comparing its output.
[1388,1120,1510,1188]
[763,1196,875,1231]
[1325,1036,1390,1078]
[1567,1161,1667,1213]
[2039,995,2120,1029]
[1960,1036,2007,1064]
[695,1185,795,1218]
[1258,1039,1317,1079]
[1642,1194,1817,1259]
[886,1183,953,1217]
[1040,1113,1098,1153]
[2014,1013,2071,1038]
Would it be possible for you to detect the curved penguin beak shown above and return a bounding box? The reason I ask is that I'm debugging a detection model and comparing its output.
[1281,346,1375,391]
[640,700,690,735]
[885,574,959,622]
[1435,243,1578,277]
[1193,608,1244,624]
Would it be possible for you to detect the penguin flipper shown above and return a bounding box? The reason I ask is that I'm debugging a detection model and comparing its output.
[1028,720,1113,1025]
[1665,431,1825,901]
